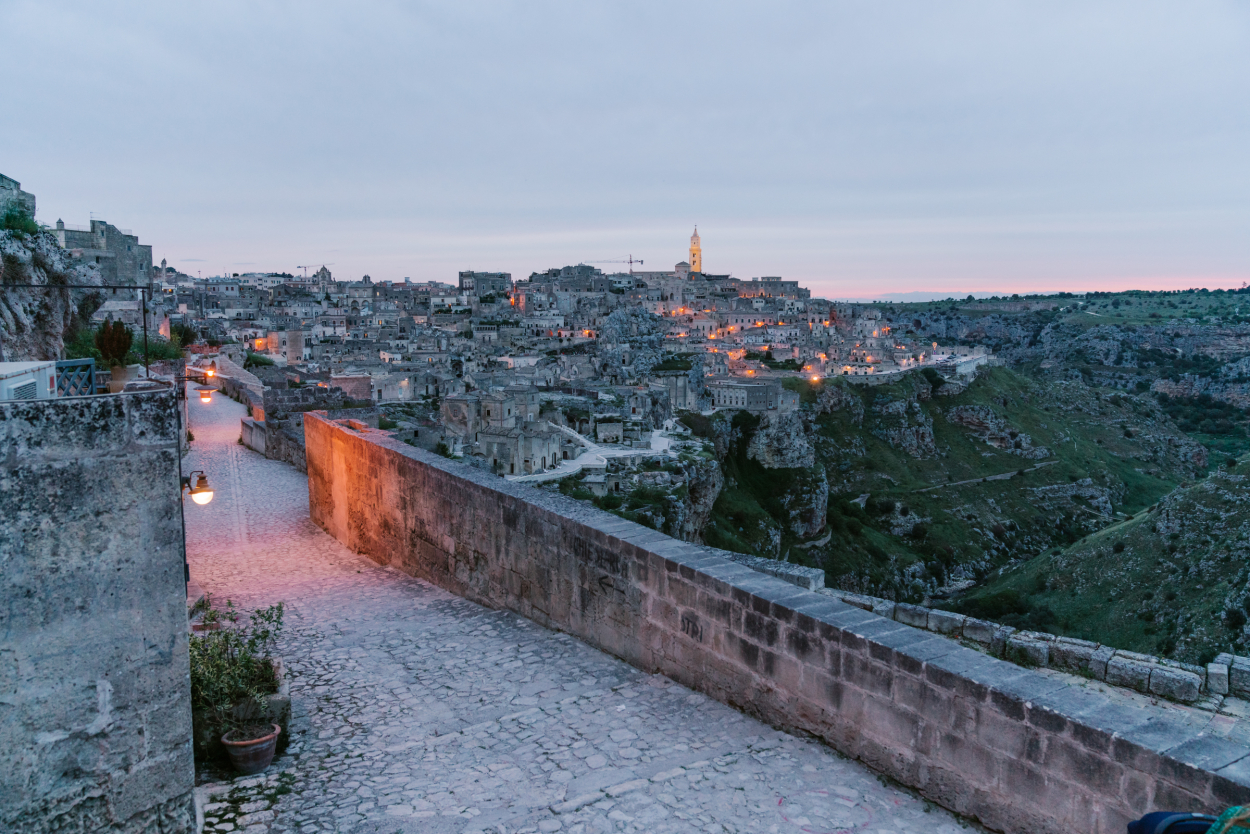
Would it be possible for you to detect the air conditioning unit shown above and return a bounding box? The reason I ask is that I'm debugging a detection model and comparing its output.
[0,361,57,401]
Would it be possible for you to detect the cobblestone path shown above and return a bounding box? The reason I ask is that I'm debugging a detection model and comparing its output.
[184,392,966,834]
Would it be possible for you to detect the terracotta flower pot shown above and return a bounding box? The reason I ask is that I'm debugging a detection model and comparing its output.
[221,723,281,775]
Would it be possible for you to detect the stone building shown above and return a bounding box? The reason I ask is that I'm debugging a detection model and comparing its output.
[707,377,794,412]
[0,173,36,216]
[459,271,512,297]
[478,423,564,475]
[52,218,153,285]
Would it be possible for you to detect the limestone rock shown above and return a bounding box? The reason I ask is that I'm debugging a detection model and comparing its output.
[946,404,1049,459]
[677,459,724,543]
[746,411,815,469]
[780,466,828,539]
[815,383,864,425]
[0,229,103,361]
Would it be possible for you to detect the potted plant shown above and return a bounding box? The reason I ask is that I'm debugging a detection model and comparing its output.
[189,601,289,774]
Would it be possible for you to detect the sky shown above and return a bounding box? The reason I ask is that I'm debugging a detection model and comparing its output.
[2,1,1248,299]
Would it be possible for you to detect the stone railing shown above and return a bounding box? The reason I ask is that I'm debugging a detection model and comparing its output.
[304,412,1250,834]
[825,592,1233,706]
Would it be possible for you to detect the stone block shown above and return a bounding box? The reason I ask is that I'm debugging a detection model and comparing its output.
[1005,634,1049,668]
[1230,656,1250,698]
[961,618,996,645]
[1049,639,1097,675]
[1208,662,1230,696]
[870,599,897,619]
[833,592,877,612]
[1106,654,1152,693]
[893,603,929,629]
[927,609,966,636]
[1147,666,1201,703]
[1088,646,1115,680]
[990,626,1017,658]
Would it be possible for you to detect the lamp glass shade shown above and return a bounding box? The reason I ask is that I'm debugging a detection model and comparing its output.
[190,489,214,505]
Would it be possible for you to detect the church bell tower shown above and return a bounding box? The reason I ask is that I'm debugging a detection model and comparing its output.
[689,226,702,274]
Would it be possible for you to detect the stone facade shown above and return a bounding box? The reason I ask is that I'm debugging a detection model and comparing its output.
[0,391,194,833]
[305,412,1250,834]
[53,219,152,286]
[0,173,36,216]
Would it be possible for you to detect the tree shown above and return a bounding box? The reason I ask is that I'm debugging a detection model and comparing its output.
[95,319,133,366]
[170,323,197,346]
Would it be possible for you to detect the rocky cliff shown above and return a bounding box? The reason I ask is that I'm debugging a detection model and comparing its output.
[0,230,102,361]
[746,411,815,468]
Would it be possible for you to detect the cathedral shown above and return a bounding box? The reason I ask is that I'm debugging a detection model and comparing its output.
[689,226,702,273]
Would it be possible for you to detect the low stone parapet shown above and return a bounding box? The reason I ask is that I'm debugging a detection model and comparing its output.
[827,590,1218,708]
[304,412,1250,834]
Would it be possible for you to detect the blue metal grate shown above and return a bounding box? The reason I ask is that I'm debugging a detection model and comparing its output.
[55,359,96,397]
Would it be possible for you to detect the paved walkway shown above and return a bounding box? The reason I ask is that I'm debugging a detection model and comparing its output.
[184,388,965,834]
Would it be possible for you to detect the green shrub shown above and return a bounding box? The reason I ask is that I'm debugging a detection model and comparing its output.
[171,323,198,345]
[1,206,38,235]
[95,320,133,366]
[189,602,284,743]
[244,352,275,369]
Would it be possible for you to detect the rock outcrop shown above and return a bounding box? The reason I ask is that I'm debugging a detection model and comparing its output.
[747,411,815,469]
[0,229,103,361]
[870,397,937,459]
[946,405,1050,459]
[780,467,828,539]
[677,458,724,543]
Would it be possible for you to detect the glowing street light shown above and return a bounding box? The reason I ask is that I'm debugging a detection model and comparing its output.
[182,471,214,505]
[198,387,214,403]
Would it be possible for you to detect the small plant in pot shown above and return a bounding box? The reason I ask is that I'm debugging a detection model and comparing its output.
[190,601,286,774]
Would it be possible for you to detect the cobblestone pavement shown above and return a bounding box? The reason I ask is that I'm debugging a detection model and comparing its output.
[185,391,967,834]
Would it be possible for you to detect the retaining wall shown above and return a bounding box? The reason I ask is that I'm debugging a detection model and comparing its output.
[305,412,1250,834]
[0,391,194,833]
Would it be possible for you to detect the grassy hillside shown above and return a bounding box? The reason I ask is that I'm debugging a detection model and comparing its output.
[952,462,1250,665]
[687,367,1206,602]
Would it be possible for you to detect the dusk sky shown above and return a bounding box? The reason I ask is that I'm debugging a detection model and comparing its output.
[3,1,1248,299]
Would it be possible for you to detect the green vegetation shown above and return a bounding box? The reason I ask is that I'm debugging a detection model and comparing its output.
[1,206,39,235]
[958,465,1250,664]
[744,348,801,370]
[706,367,1203,601]
[244,351,275,369]
[94,320,133,366]
[652,354,693,372]
[189,601,284,744]
[171,322,198,346]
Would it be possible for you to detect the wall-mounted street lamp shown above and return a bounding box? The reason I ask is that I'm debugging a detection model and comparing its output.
[198,387,214,403]
[206,361,216,379]
[182,470,214,505]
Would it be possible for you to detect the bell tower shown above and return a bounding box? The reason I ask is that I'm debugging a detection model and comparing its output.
[689,226,702,274]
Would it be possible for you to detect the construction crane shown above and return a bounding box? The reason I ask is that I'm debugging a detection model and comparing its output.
[296,263,335,278]
[585,256,644,273]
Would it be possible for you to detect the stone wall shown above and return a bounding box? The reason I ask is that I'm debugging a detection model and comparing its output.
[0,391,194,833]
[305,412,1250,834]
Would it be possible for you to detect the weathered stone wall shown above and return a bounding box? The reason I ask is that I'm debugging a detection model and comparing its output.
[0,391,194,833]
[305,413,1250,834]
